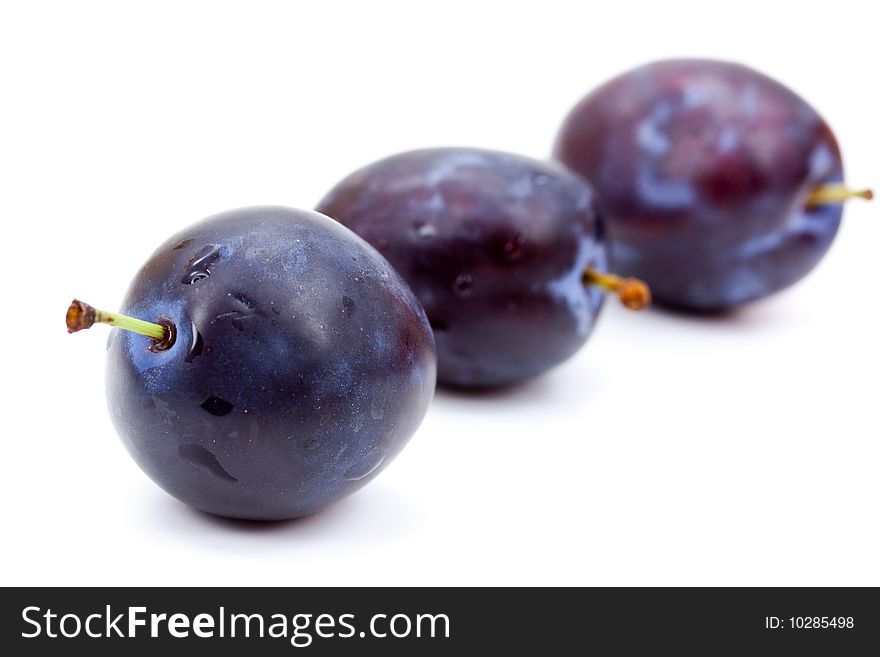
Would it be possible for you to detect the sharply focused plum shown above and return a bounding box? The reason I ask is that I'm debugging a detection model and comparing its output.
[68,207,436,520]
[554,59,872,312]
[317,148,648,388]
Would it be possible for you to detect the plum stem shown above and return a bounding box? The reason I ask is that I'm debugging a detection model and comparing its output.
[583,268,651,310]
[66,299,174,349]
[807,184,873,207]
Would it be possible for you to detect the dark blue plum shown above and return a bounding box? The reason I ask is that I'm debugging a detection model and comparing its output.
[105,206,436,520]
[554,59,849,312]
[316,148,609,389]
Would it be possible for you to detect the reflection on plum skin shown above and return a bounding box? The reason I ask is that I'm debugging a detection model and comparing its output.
[431,294,791,413]
[185,503,342,534]
[431,364,603,416]
[641,291,795,330]
[142,482,421,543]
[435,372,560,401]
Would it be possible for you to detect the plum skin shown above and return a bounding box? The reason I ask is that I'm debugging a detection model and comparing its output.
[554,58,844,312]
[317,148,607,388]
[106,207,436,520]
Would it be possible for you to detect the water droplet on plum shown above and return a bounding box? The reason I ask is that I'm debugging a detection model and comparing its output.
[181,244,222,284]
[200,396,234,416]
[179,443,237,481]
[452,273,474,297]
[414,222,438,239]
[504,233,525,260]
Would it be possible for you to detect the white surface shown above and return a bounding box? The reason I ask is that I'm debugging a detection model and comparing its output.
[1,0,877,586]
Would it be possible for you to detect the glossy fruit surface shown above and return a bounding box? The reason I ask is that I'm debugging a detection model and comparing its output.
[106,207,436,520]
[317,148,607,388]
[554,58,844,311]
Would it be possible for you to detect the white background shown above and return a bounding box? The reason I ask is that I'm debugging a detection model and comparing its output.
[1,0,877,586]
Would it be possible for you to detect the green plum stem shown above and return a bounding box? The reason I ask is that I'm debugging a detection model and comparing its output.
[807,184,873,207]
[582,268,651,310]
[66,299,171,345]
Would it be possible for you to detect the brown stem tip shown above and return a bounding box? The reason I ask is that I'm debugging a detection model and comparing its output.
[616,278,652,310]
[66,299,97,333]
